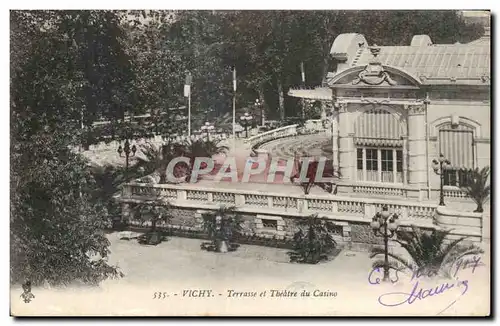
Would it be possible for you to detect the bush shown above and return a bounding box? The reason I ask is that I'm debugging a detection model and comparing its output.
[288,214,338,264]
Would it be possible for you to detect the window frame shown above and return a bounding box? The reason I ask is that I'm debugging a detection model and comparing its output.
[355,147,404,184]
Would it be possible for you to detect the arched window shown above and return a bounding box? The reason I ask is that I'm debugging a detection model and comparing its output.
[438,122,475,187]
[354,108,404,183]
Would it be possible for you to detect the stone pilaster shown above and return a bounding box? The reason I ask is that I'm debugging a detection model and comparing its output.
[337,103,354,181]
[407,105,427,193]
[331,112,339,172]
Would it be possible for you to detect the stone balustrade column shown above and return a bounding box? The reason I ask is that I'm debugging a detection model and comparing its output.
[407,105,427,194]
[338,103,354,181]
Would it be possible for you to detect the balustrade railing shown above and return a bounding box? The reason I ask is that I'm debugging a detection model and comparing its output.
[443,187,470,199]
[245,124,299,148]
[122,183,437,223]
[245,119,328,149]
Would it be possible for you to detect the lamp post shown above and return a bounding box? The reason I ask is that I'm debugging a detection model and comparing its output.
[201,121,215,142]
[240,112,253,138]
[255,98,264,126]
[432,154,451,206]
[370,205,400,282]
[117,139,137,176]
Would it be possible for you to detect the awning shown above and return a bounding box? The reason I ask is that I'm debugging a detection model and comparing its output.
[287,87,332,100]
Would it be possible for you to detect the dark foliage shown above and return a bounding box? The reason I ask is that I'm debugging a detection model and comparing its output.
[288,214,338,264]
[460,166,490,213]
[201,206,242,252]
[370,226,483,278]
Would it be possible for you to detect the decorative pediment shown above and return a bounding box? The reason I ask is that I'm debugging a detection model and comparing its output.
[352,63,397,86]
[352,46,397,86]
[327,46,421,89]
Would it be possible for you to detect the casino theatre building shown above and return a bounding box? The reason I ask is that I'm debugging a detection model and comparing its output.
[288,14,490,203]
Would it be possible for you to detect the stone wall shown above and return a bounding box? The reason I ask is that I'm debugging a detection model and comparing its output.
[350,223,383,245]
[122,203,484,252]
[169,208,198,228]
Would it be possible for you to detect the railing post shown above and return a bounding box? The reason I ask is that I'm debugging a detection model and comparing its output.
[400,207,409,220]
[297,197,308,214]
[364,203,376,219]
[207,192,214,202]
[178,190,187,201]
[235,194,245,206]
[122,203,131,220]
[268,196,273,208]
[332,201,338,213]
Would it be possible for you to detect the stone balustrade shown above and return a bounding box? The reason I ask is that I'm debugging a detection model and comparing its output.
[120,182,438,228]
[245,119,327,149]
[443,186,470,199]
[245,124,299,149]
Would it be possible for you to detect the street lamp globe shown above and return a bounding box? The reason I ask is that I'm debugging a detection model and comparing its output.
[370,218,380,230]
[381,206,390,219]
[240,112,253,122]
[201,121,214,131]
[387,217,399,231]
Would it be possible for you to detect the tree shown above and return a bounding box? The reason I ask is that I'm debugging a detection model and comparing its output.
[201,206,242,253]
[370,226,483,278]
[134,200,172,245]
[89,164,129,221]
[10,10,126,286]
[460,166,490,213]
[179,138,229,183]
[11,129,124,286]
[288,214,338,264]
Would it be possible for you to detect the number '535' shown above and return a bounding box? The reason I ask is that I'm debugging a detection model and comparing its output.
[152,292,168,299]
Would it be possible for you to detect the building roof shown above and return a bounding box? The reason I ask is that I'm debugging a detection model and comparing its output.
[288,87,332,100]
[350,41,490,82]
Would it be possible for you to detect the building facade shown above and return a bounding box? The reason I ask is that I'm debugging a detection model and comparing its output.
[288,17,490,202]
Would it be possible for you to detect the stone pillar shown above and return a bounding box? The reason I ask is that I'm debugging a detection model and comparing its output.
[338,103,354,181]
[407,105,427,197]
[121,203,131,222]
[331,112,339,172]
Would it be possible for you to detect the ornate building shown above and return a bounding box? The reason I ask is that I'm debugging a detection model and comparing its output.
[288,14,490,201]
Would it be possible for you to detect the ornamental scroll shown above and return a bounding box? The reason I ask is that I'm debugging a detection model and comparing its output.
[352,46,397,86]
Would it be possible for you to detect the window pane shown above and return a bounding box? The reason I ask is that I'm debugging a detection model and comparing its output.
[458,168,473,187]
[366,149,378,171]
[357,149,363,170]
[396,150,403,172]
[444,169,458,186]
[381,149,393,172]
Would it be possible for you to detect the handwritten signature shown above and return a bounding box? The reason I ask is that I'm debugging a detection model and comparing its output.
[377,278,468,312]
[368,255,482,314]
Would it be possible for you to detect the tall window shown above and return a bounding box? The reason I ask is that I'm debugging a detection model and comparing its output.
[354,107,404,184]
[366,149,378,182]
[356,147,403,183]
[381,149,393,182]
[438,124,474,187]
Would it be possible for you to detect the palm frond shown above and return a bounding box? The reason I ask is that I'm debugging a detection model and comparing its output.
[460,166,490,211]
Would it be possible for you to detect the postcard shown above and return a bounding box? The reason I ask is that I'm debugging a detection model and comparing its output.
[10,9,491,316]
